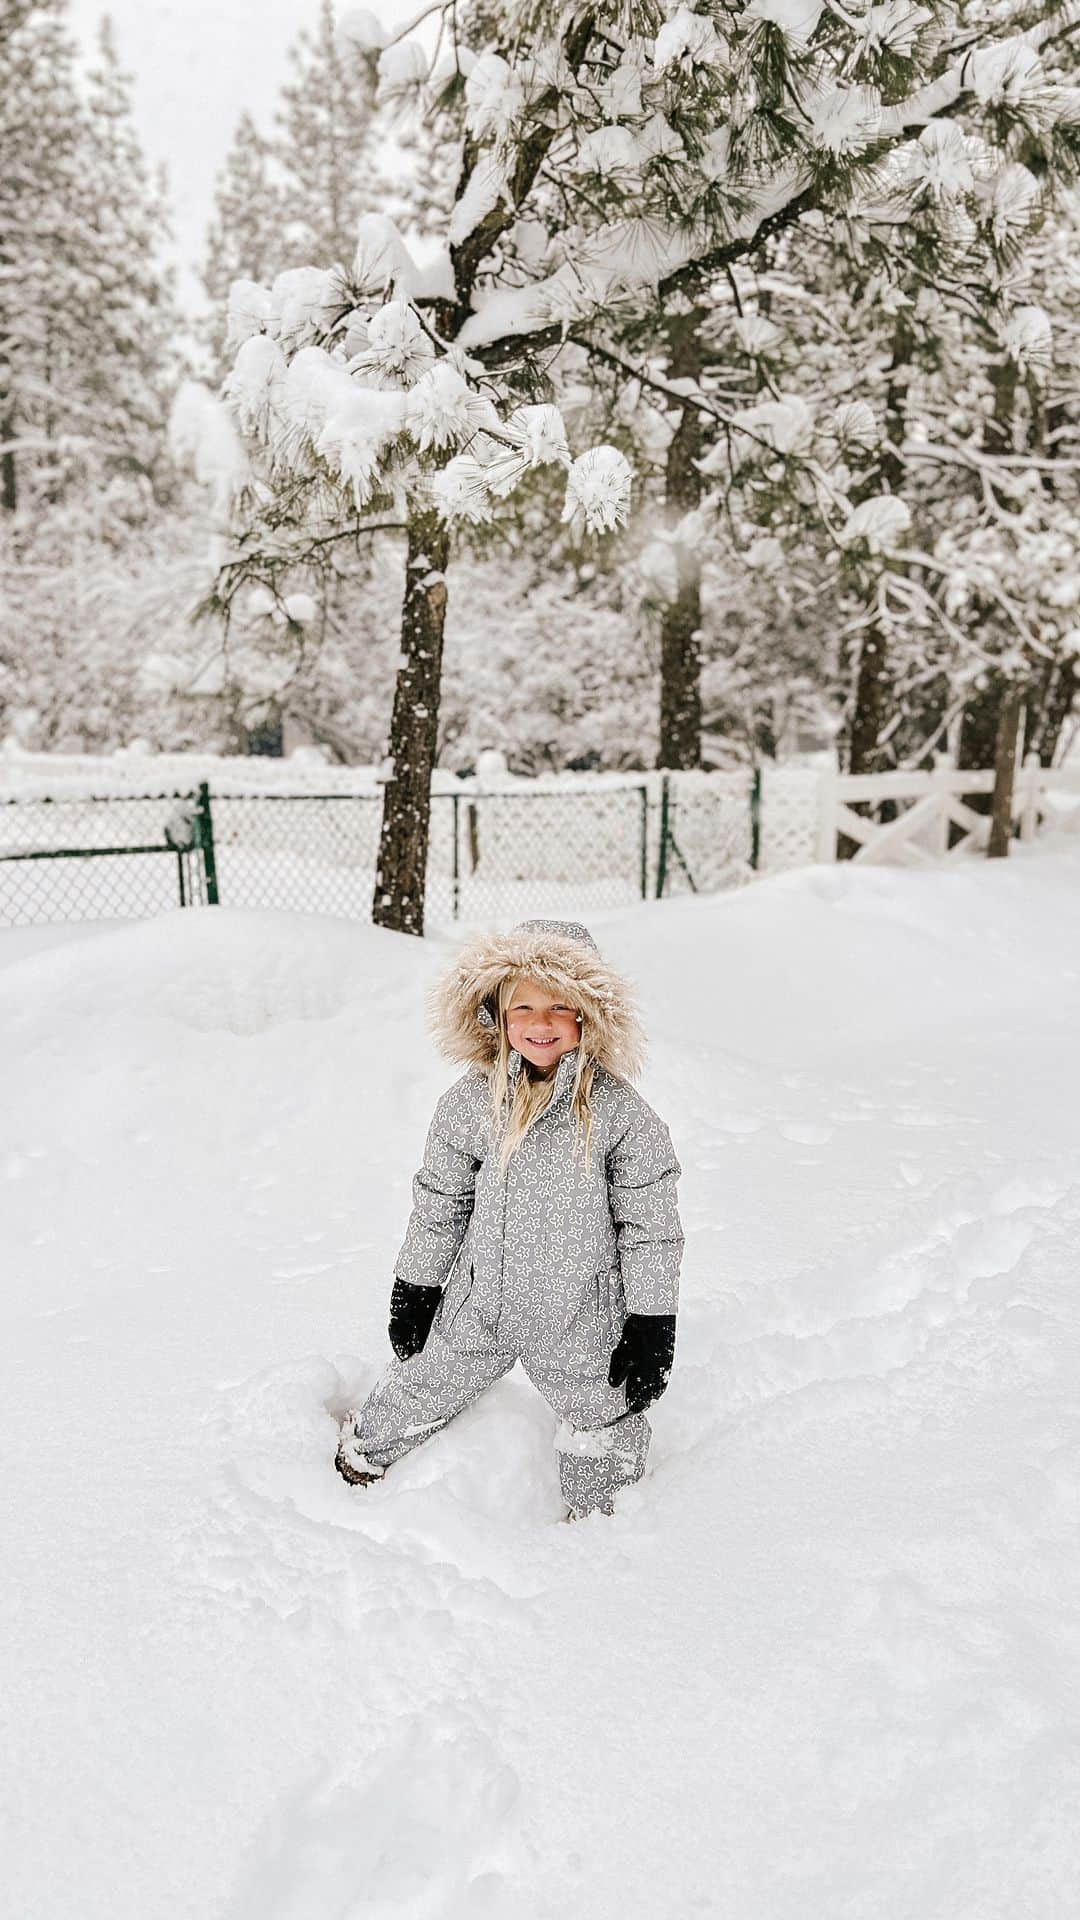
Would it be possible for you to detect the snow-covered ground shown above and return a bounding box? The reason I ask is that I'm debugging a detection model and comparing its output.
[4,846,1080,1918]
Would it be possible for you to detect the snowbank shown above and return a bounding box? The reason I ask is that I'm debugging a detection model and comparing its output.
[4,849,1080,1917]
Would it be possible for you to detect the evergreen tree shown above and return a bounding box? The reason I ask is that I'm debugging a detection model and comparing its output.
[0,4,177,512]
[275,0,379,265]
[212,0,1080,927]
[201,112,286,379]
[80,16,179,490]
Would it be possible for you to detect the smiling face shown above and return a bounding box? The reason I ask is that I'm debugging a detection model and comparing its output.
[504,976,582,1076]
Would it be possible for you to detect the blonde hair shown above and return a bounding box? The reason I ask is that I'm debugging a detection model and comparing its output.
[489,973,597,1173]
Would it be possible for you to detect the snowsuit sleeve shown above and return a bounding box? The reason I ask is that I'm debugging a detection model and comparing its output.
[607,1102,685,1316]
[393,1081,483,1290]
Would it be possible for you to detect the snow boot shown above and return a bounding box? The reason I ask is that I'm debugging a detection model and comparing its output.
[335,1412,385,1488]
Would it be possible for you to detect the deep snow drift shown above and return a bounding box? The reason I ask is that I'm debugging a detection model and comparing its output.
[4,847,1080,1919]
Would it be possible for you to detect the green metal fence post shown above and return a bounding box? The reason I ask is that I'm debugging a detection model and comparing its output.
[750,764,761,871]
[655,773,670,898]
[196,782,220,905]
[451,792,460,920]
[639,784,649,899]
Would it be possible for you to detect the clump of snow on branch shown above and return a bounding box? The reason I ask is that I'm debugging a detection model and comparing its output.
[743,0,824,50]
[448,153,512,247]
[315,388,408,506]
[464,52,525,142]
[1001,307,1054,381]
[729,394,816,460]
[169,382,250,512]
[404,364,500,452]
[336,8,387,54]
[482,404,571,498]
[560,447,633,536]
[832,401,879,451]
[840,495,913,553]
[376,38,428,104]
[654,7,727,70]
[865,3,932,56]
[347,301,435,387]
[430,455,492,525]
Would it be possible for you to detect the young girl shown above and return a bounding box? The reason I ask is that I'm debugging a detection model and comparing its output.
[336,918,684,1520]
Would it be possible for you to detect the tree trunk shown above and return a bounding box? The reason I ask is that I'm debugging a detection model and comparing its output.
[846,619,891,776]
[658,312,704,769]
[843,316,909,780]
[957,672,1005,778]
[1026,654,1078,766]
[988,685,1024,858]
[0,410,16,513]
[372,505,449,935]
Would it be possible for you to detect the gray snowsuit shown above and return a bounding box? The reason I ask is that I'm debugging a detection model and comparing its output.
[349,918,684,1517]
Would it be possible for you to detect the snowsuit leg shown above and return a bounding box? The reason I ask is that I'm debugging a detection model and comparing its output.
[519,1351,651,1516]
[354,1322,515,1471]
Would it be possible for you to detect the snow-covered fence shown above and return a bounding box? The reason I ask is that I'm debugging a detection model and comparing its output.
[1,752,1074,929]
[816,752,1080,864]
[0,787,216,925]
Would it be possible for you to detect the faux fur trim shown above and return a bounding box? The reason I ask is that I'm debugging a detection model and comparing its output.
[427,924,647,1082]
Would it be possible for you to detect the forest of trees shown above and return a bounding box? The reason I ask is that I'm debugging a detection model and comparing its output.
[4,0,1080,925]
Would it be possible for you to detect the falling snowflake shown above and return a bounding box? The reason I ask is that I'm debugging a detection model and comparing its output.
[560,446,633,535]
[639,539,681,603]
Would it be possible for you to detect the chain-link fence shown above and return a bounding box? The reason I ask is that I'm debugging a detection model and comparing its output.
[0,771,771,929]
[0,789,214,925]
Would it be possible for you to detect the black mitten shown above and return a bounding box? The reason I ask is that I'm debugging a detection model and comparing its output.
[389,1277,441,1360]
[608,1312,676,1414]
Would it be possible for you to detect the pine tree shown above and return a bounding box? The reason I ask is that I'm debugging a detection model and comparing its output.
[80,16,179,490]
[201,112,286,379]
[0,0,87,511]
[275,0,379,265]
[212,0,1080,928]
[0,4,177,512]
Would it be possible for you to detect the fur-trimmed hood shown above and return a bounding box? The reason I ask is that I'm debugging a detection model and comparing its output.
[427,918,646,1082]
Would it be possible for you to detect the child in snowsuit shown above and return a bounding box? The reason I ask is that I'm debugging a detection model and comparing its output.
[336,918,684,1519]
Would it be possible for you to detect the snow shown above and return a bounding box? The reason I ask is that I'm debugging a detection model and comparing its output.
[839,493,913,551]
[6,846,1080,1916]
[447,151,511,248]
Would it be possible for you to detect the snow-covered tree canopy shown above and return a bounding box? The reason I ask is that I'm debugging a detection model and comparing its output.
[214,0,1080,603]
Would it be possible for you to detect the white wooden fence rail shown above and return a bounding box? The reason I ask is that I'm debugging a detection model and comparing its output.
[813,751,1080,867]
